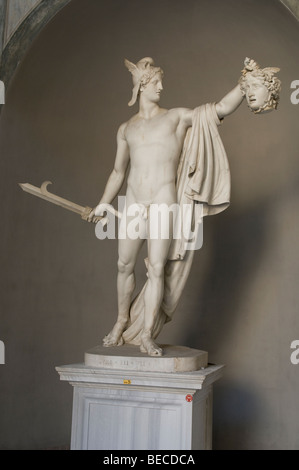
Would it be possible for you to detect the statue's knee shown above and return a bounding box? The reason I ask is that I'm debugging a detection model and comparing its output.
[148,261,165,279]
[118,259,133,275]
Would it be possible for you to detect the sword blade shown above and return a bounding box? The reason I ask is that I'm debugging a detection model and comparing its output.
[19,181,122,222]
[19,181,86,215]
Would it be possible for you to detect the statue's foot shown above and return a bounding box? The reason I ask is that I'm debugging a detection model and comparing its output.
[103,321,126,347]
[140,336,163,357]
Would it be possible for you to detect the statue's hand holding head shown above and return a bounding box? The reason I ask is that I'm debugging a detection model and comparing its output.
[239,57,282,114]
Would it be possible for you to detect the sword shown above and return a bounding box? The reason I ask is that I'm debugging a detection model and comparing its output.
[18,181,121,224]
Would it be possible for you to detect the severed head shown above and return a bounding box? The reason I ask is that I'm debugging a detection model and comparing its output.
[239,58,281,114]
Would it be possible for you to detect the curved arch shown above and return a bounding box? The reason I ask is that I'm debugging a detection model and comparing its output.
[0,0,72,88]
[0,0,298,95]
[281,0,299,20]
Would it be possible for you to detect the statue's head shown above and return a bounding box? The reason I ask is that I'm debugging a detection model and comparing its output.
[239,58,281,114]
[124,57,164,106]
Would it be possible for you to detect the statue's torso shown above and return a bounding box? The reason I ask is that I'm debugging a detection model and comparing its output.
[124,109,188,205]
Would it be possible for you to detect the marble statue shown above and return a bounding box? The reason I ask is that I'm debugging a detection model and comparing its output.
[86,57,281,357]
[239,57,281,114]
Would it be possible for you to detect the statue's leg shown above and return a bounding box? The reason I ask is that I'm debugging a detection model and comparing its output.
[103,211,146,347]
[140,208,173,356]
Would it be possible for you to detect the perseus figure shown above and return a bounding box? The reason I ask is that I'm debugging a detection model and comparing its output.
[88,57,281,357]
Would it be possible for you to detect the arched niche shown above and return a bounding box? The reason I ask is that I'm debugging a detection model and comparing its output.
[0,0,71,88]
[0,0,298,94]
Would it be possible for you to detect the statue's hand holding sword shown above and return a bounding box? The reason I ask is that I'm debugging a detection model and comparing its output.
[87,203,118,225]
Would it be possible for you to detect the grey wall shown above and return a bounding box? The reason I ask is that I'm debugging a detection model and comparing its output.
[0,0,299,450]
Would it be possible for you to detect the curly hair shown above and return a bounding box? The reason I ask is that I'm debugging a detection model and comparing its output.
[137,58,164,87]
[238,60,282,113]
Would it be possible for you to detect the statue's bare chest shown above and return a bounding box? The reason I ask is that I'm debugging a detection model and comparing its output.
[125,114,177,149]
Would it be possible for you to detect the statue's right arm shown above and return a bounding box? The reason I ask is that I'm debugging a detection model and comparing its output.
[87,123,130,222]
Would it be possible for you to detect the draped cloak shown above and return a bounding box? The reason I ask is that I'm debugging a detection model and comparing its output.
[122,103,231,345]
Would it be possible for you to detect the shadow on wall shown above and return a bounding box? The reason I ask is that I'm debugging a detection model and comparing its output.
[183,165,299,358]
[180,200,274,449]
[181,172,299,449]
[213,380,261,450]
[182,201,270,352]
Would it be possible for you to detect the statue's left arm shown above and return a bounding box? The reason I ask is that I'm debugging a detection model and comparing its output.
[215,84,244,120]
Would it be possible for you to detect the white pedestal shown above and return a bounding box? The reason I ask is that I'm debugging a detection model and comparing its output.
[56,361,224,450]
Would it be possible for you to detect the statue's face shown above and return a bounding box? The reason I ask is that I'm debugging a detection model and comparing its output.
[244,75,271,112]
[141,72,163,103]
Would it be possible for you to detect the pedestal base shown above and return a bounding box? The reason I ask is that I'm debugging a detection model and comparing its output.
[85,344,208,372]
[56,358,224,450]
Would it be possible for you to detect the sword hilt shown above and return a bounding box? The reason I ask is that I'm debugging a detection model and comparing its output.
[81,206,94,221]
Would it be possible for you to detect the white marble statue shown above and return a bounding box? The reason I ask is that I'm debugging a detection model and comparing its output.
[87,57,281,357]
[239,57,281,114]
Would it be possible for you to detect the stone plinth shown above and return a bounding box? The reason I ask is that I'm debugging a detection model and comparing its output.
[56,349,224,450]
[85,344,208,372]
